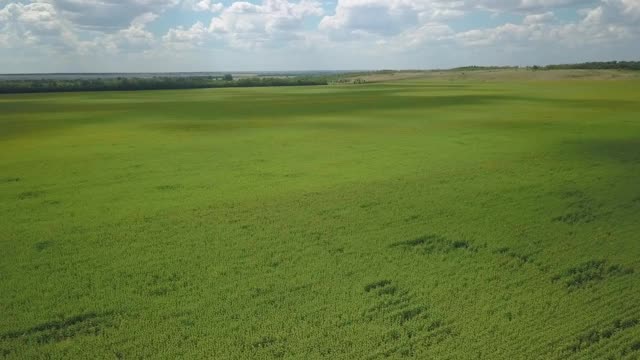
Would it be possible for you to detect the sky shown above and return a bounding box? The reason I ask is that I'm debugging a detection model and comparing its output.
[0,0,639,72]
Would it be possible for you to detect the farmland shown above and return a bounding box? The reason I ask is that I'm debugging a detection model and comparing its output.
[1,70,640,359]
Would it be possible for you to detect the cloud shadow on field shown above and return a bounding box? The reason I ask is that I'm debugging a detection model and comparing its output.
[0,101,133,140]
[146,92,639,134]
[143,93,549,134]
[3,90,635,139]
[504,96,638,110]
[557,138,640,165]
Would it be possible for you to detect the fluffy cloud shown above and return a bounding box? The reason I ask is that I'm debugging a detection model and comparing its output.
[206,0,323,48]
[456,0,638,48]
[211,1,322,31]
[160,0,325,50]
[320,0,421,37]
[163,22,209,49]
[0,0,639,72]
[472,0,598,12]
[319,0,465,39]
[110,13,157,50]
[188,0,224,13]
[0,2,77,49]
[51,0,178,31]
[586,0,640,23]
[523,11,556,24]
[316,0,638,50]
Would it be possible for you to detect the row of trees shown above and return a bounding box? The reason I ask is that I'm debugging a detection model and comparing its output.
[541,61,640,70]
[452,66,519,71]
[0,76,329,94]
[452,62,640,71]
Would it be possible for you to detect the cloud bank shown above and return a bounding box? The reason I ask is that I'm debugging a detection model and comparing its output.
[0,0,638,71]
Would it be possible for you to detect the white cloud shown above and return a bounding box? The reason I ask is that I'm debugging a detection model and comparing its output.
[190,0,223,13]
[322,1,466,34]
[473,0,598,12]
[523,11,556,24]
[131,12,159,27]
[456,23,532,47]
[73,13,159,56]
[159,0,325,51]
[618,0,640,16]
[456,0,638,49]
[0,2,77,49]
[320,0,422,37]
[51,0,179,31]
[114,23,156,50]
[395,22,454,48]
[205,0,323,48]
[0,0,639,72]
[163,21,209,49]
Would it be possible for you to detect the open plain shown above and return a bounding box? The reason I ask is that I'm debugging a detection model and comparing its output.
[1,70,640,359]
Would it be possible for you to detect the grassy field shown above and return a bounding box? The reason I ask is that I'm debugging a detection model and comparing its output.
[1,71,640,359]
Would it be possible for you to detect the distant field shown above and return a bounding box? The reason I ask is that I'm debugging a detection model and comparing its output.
[1,71,640,359]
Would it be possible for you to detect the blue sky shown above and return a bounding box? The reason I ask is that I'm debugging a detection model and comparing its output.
[0,0,639,72]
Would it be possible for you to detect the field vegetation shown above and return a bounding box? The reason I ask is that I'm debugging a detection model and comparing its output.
[1,70,639,358]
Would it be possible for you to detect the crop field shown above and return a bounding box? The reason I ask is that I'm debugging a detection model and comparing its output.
[1,71,640,359]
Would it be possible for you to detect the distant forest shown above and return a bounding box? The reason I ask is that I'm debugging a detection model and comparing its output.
[455,61,640,71]
[0,76,329,94]
[541,61,640,70]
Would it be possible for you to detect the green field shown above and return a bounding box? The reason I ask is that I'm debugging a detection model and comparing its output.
[1,72,640,359]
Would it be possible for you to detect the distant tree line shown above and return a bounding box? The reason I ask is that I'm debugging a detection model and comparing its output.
[451,66,519,71]
[452,62,640,71]
[331,78,367,84]
[540,61,640,70]
[0,75,329,94]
